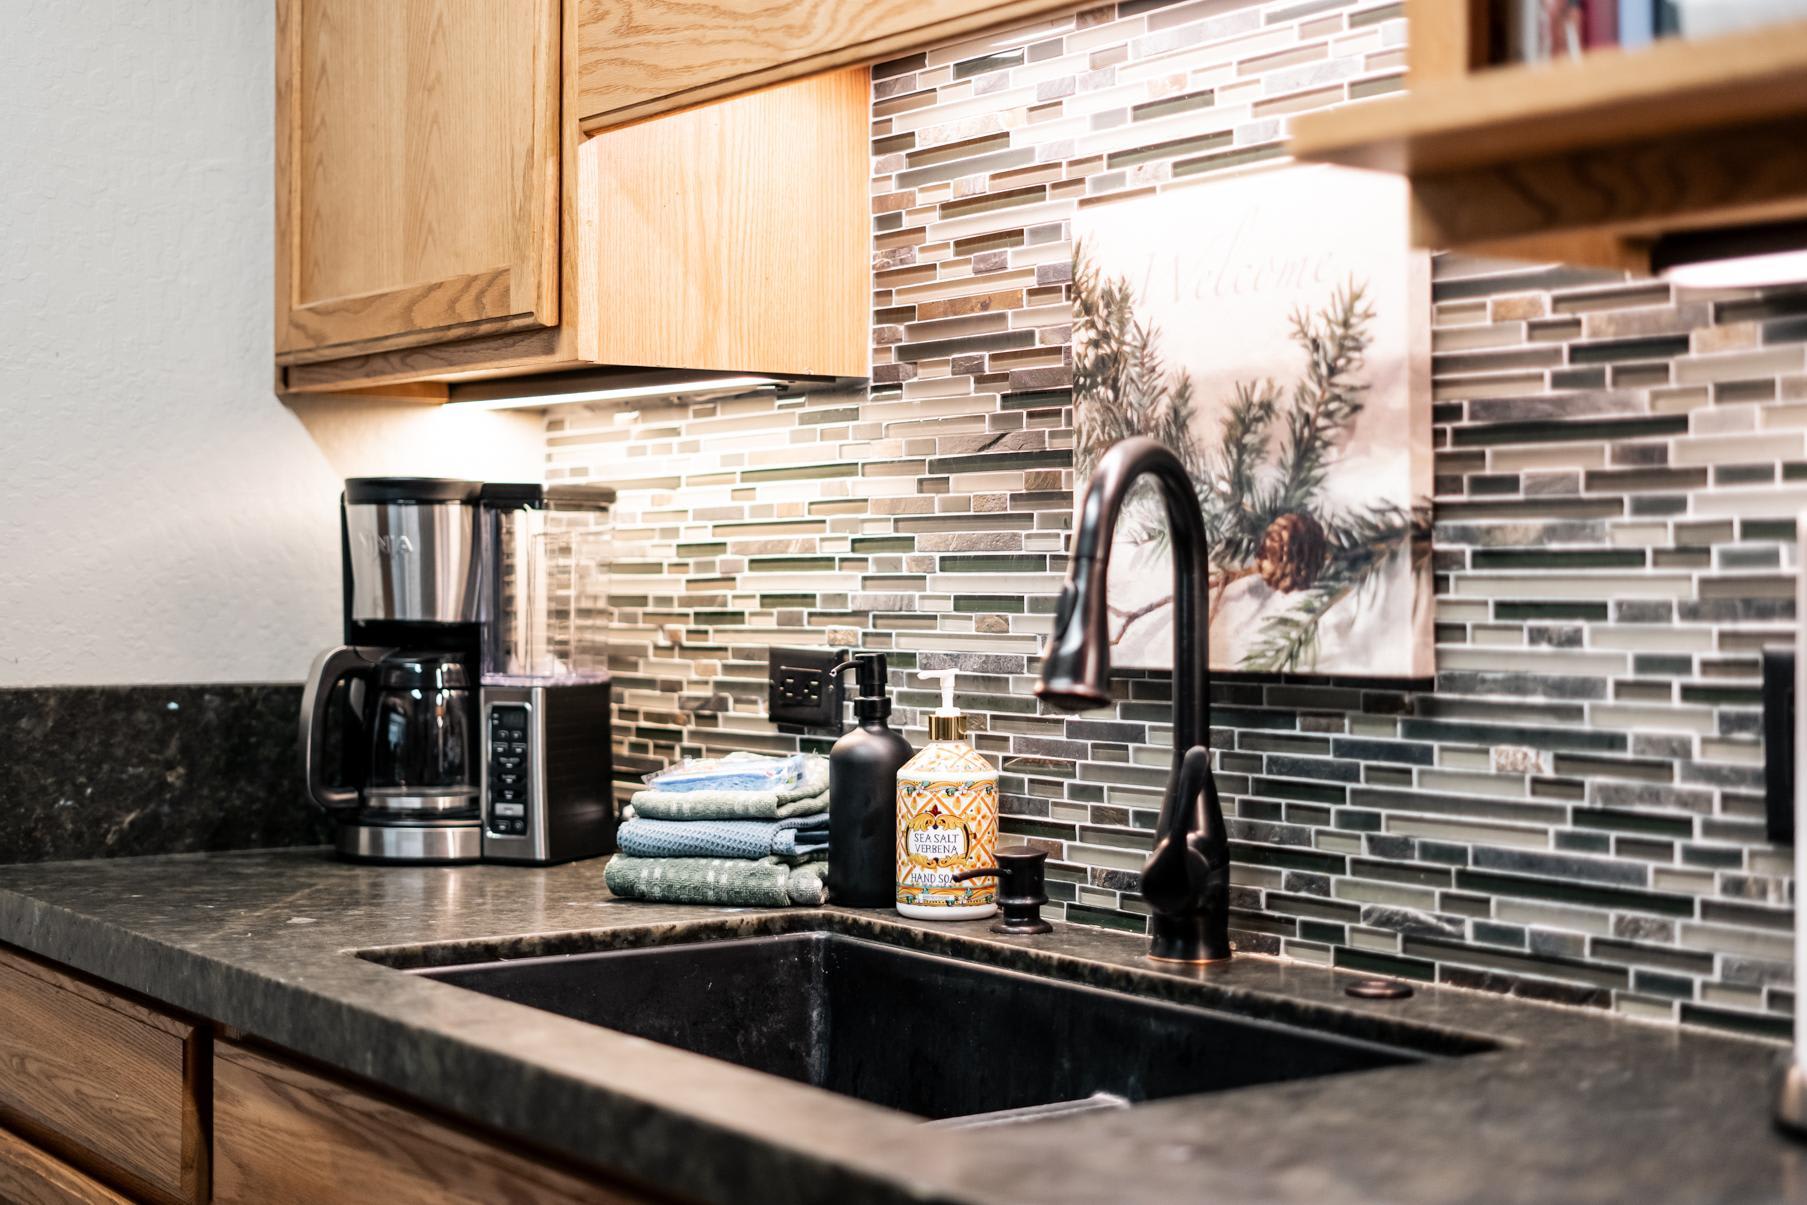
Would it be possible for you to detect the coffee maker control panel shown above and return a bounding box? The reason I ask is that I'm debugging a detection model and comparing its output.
[487,705,532,836]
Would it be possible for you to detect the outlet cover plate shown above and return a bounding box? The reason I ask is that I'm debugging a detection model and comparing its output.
[767,647,843,729]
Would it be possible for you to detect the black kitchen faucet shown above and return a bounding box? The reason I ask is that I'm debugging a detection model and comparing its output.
[1036,436,1232,965]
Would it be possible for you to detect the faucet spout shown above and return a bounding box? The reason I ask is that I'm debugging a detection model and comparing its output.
[1035,436,1232,964]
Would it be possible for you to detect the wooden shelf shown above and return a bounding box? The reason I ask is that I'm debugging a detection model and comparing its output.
[1290,18,1807,271]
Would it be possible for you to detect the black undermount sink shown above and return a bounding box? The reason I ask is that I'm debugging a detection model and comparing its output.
[398,919,1493,1124]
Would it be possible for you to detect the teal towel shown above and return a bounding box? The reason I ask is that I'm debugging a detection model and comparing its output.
[630,787,827,822]
[604,854,828,907]
[617,814,829,860]
[630,755,829,821]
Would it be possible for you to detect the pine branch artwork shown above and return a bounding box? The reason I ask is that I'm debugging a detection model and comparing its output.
[1071,239,1424,674]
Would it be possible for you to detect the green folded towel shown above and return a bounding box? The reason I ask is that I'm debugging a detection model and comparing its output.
[630,755,829,821]
[604,854,828,907]
[631,788,828,821]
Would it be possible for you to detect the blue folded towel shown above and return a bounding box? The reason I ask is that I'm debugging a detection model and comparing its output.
[617,813,829,860]
[630,756,829,821]
[643,752,807,794]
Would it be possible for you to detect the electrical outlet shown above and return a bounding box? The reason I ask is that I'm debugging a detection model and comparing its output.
[767,647,844,728]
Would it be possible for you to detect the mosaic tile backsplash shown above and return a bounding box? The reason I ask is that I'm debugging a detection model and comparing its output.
[545,0,1806,1038]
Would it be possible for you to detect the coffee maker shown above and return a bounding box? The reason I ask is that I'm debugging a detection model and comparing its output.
[300,478,616,865]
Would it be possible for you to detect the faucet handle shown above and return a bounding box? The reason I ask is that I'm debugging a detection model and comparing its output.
[1142,745,1232,963]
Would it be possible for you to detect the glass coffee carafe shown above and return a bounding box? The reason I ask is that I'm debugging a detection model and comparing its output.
[302,648,479,818]
[362,653,478,815]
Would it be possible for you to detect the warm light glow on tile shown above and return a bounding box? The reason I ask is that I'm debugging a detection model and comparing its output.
[1663,250,1807,289]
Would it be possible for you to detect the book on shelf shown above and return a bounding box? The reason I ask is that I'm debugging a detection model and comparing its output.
[1497,0,1686,61]
[1555,0,1586,57]
[1584,0,1620,45]
[1620,0,1656,46]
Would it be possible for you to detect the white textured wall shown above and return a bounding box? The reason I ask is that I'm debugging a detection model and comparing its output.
[0,1,541,686]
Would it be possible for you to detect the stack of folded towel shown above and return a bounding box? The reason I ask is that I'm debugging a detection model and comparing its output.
[604,753,830,908]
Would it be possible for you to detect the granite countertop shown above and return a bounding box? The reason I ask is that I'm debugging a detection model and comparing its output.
[0,848,1797,1203]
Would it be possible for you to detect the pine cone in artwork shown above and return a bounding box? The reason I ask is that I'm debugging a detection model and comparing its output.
[1256,511,1328,593]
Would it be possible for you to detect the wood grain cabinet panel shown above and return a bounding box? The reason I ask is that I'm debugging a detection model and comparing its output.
[280,5,882,393]
[275,0,561,361]
[0,1128,134,1205]
[0,947,206,1205]
[213,1041,651,1204]
[574,0,1081,129]
[578,68,870,379]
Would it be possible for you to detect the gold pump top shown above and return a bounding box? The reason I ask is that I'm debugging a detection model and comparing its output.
[919,668,966,743]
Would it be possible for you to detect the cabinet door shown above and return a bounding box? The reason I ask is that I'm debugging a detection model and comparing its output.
[0,947,206,1204]
[276,0,561,362]
[578,67,870,379]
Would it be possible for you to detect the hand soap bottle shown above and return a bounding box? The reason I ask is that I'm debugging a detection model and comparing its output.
[896,669,999,920]
[827,653,913,907]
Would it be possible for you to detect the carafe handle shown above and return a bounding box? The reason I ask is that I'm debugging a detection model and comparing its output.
[300,644,389,814]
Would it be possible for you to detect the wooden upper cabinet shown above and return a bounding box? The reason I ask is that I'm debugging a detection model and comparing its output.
[277,2,923,394]
[573,0,1081,129]
[275,0,561,362]
[578,68,869,378]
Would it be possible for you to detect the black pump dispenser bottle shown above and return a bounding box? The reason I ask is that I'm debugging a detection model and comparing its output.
[827,653,914,907]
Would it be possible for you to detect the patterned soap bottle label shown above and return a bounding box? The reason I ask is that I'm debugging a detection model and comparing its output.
[896,776,998,907]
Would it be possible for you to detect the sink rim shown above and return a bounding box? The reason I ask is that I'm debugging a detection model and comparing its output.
[413,927,1462,1060]
[357,908,1503,1061]
[410,927,1455,1122]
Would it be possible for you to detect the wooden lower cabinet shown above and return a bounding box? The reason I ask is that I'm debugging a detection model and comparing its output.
[0,1128,133,1205]
[0,947,207,1204]
[213,1042,651,1204]
[0,946,658,1203]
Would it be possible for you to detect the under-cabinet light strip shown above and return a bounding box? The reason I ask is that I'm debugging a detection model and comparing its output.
[446,376,783,410]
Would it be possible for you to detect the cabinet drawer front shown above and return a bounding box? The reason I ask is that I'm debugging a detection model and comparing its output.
[0,948,204,1204]
[214,1042,647,1204]
[0,1127,133,1205]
